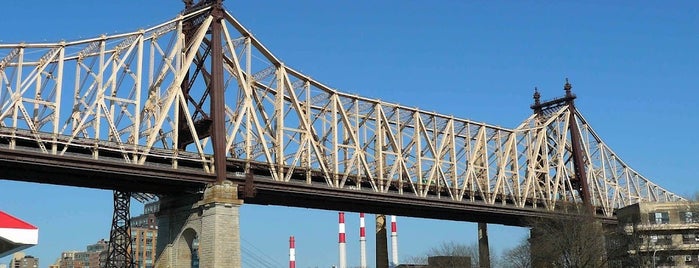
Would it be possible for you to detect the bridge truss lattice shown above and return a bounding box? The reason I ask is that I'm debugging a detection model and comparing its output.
[0,3,685,218]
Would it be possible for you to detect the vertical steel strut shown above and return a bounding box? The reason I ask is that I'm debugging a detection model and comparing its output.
[564,80,593,210]
[105,190,134,268]
[210,0,227,183]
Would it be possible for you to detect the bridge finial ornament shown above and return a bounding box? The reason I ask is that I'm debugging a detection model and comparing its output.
[533,87,541,107]
[564,78,572,97]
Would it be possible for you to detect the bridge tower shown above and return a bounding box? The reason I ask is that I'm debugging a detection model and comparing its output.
[154,0,244,267]
[529,80,593,268]
[530,79,592,209]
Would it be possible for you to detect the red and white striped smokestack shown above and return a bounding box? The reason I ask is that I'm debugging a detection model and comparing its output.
[339,212,347,268]
[289,236,296,268]
[359,213,367,268]
[391,215,399,266]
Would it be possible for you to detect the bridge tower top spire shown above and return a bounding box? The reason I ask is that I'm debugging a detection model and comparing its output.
[530,78,577,116]
[532,87,541,114]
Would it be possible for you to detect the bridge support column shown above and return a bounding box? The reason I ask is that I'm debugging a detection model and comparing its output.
[478,222,491,268]
[375,214,389,268]
[155,181,243,268]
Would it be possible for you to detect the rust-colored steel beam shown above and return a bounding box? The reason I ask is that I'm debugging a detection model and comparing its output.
[564,80,593,209]
[210,0,227,183]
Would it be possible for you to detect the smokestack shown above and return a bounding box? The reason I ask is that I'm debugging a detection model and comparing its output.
[339,212,347,268]
[360,213,367,268]
[289,236,296,268]
[390,215,398,266]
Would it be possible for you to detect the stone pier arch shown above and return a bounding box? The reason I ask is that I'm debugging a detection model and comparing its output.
[155,182,242,268]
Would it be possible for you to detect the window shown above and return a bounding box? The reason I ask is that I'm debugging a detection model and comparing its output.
[650,234,672,245]
[682,211,699,223]
[649,212,670,224]
[683,233,699,244]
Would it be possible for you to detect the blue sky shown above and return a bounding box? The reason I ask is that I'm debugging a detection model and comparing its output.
[1,1,698,267]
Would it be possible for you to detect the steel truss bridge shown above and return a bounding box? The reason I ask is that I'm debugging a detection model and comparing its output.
[0,2,685,228]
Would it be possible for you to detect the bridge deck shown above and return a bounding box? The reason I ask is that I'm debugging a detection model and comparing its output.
[0,141,616,226]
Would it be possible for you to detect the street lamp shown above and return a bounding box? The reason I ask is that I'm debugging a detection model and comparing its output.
[652,248,658,268]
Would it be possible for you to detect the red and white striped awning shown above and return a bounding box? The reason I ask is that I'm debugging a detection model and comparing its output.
[0,211,38,258]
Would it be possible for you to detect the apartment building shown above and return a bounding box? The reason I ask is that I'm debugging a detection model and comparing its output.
[8,252,38,268]
[616,202,699,267]
[131,201,159,268]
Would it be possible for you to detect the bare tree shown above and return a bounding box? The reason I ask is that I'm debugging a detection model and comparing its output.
[501,238,530,268]
[402,255,428,265]
[427,241,477,257]
[528,207,610,268]
[404,241,500,267]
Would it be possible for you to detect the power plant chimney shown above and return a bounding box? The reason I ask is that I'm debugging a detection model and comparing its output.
[360,213,367,268]
[390,215,399,267]
[339,212,347,268]
[289,236,296,268]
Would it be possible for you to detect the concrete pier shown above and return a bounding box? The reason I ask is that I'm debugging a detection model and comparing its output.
[155,181,243,268]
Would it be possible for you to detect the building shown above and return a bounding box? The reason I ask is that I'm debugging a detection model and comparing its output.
[9,252,39,268]
[57,251,84,268]
[84,239,107,268]
[130,201,159,268]
[131,226,157,268]
[616,202,699,267]
[131,201,159,229]
[396,256,472,268]
[51,239,106,268]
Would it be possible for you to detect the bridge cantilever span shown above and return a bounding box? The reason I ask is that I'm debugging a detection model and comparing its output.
[0,3,684,227]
